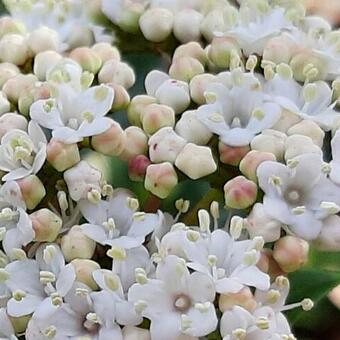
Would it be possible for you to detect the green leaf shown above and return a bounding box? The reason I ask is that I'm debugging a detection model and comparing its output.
[307,247,340,272]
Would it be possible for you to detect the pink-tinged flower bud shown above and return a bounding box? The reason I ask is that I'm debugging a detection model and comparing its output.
[0,16,26,37]
[240,150,276,182]
[107,83,130,111]
[189,73,217,104]
[329,285,340,309]
[169,57,205,83]
[155,79,191,114]
[142,103,175,135]
[219,287,257,312]
[127,95,157,127]
[61,225,96,262]
[27,27,60,55]
[128,155,151,182]
[0,34,30,66]
[145,162,178,199]
[91,42,121,63]
[251,130,286,161]
[245,203,282,243]
[175,110,212,145]
[287,120,324,148]
[258,249,285,279]
[0,91,10,115]
[173,42,207,66]
[219,142,250,166]
[0,62,20,88]
[30,208,62,242]
[173,9,203,43]
[273,236,309,273]
[122,326,151,340]
[71,259,100,290]
[33,51,62,81]
[175,143,217,180]
[3,73,38,104]
[139,8,174,42]
[119,126,148,161]
[98,59,135,89]
[272,109,301,133]
[284,135,321,161]
[263,35,296,65]
[17,175,46,210]
[47,138,81,172]
[208,36,241,68]
[91,120,126,157]
[224,176,257,209]
[70,47,102,74]
[312,215,340,251]
[149,127,187,164]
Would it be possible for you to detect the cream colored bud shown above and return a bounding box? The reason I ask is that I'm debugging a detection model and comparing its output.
[287,120,324,148]
[0,91,10,116]
[71,259,100,290]
[30,209,62,242]
[33,51,62,81]
[108,83,130,111]
[0,62,20,88]
[139,8,174,43]
[148,127,187,164]
[284,135,321,161]
[47,138,80,172]
[0,16,26,37]
[91,42,120,63]
[219,142,250,166]
[219,287,257,312]
[173,9,203,43]
[99,60,135,89]
[61,225,96,262]
[27,27,60,55]
[70,47,102,74]
[119,126,148,161]
[142,103,175,135]
[66,26,94,50]
[17,175,46,210]
[145,162,178,199]
[127,95,157,126]
[122,326,151,340]
[0,34,29,66]
[144,70,169,97]
[189,73,217,104]
[208,36,241,68]
[263,35,296,65]
[175,110,212,145]
[173,42,207,66]
[92,120,126,157]
[169,57,204,83]
[175,143,217,180]
[200,10,228,42]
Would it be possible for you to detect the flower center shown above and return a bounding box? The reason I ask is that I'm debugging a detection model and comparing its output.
[284,189,303,205]
[174,294,191,312]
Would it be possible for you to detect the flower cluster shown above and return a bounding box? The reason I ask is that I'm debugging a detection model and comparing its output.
[0,0,338,339]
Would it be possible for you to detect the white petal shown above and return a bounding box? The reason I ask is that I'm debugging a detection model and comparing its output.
[187,272,215,303]
[231,265,270,291]
[56,264,76,297]
[2,167,32,181]
[7,294,43,317]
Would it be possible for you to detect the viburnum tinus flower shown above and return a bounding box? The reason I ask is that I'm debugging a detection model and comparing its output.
[30,60,114,144]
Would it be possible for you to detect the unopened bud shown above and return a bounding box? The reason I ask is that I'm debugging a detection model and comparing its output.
[70,47,102,74]
[173,9,203,43]
[219,142,250,166]
[128,155,151,182]
[169,57,204,83]
[27,27,60,55]
[251,130,286,160]
[189,73,216,105]
[108,83,130,111]
[0,34,29,66]
[91,42,120,63]
[127,95,157,127]
[287,120,324,148]
[208,36,241,68]
[0,62,20,88]
[71,259,100,290]
[119,126,148,161]
[142,103,175,135]
[219,287,256,312]
[173,42,207,66]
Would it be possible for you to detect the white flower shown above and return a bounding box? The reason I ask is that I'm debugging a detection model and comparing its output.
[30,60,114,144]
[0,121,46,181]
[128,255,217,339]
[257,153,340,240]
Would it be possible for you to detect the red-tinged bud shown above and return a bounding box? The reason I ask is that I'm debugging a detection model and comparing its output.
[128,155,151,182]
[219,142,250,166]
[17,175,45,210]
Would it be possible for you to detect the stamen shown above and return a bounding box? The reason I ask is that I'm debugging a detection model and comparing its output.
[104,272,119,291]
[303,83,317,102]
[266,289,281,304]
[180,314,192,332]
[51,292,62,306]
[194,302,211,313]
[13,289,26,301]
[0,268,9,282]
[87,189,101,204]
[232,328,246,340]
[256,317,269,330]
[134,300,147,314]
[43,325,57,339]
[207,254,217,267]
[320,201,340,215]
[127,197,139,212]
[135,268,148,285]
[198,209,210,233]
[276,63,293,79]
[230,216,243,240]
[292,206,306,215]
[107,246,127,260]
[186,230,200,242]
[40,271,56,284]
[246,55,258,72]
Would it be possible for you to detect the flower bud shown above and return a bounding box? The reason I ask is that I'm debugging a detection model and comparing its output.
[257,249,285,279]
[0,112,27,138]
[0,34,29,66]
[263,35,296,65]
[128,155,151,182]
[155,79,191,114]
[122,326,151,340]
[144,70,169,97]
[224,176,258,209]
[287,120,324,148]
[91,42,121,63]
[175,143,217,180]
[148,127,187,164]
[251,130,286,161]
[200,10,228,42]
[240,150,276,182]
[47,138,81,172]
[245,203,282,242]
[208,36,241,68]
[33,51,62,81]
[30,209,62,242]
[127,95,157,127]
[139,8,174,42]
[189,73,217,104]
[145,162,178,199]
[175,110,212,145]
[98,59,135,89]
[70,47,102,74]
[142,103,175,135]
[313,215,340,251]
[61,225,96,262]
[27,27,60,55]
[173,9,203,43]
[66,25,94,50]
[91,121,126,157]
[119,126,148,161]
[0,16,26,37]
[273,236,309,273]
[169,57,204,83]
[284,135,321,161]
[0,62,19,88]
[0,91,10,115]
[107,83,130,111]
[271,108,301,133]
[219,287,257,312]
[71,259,100,290]
[173,42,207,66]
[219,142,250,166]
[16,175,45,210]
